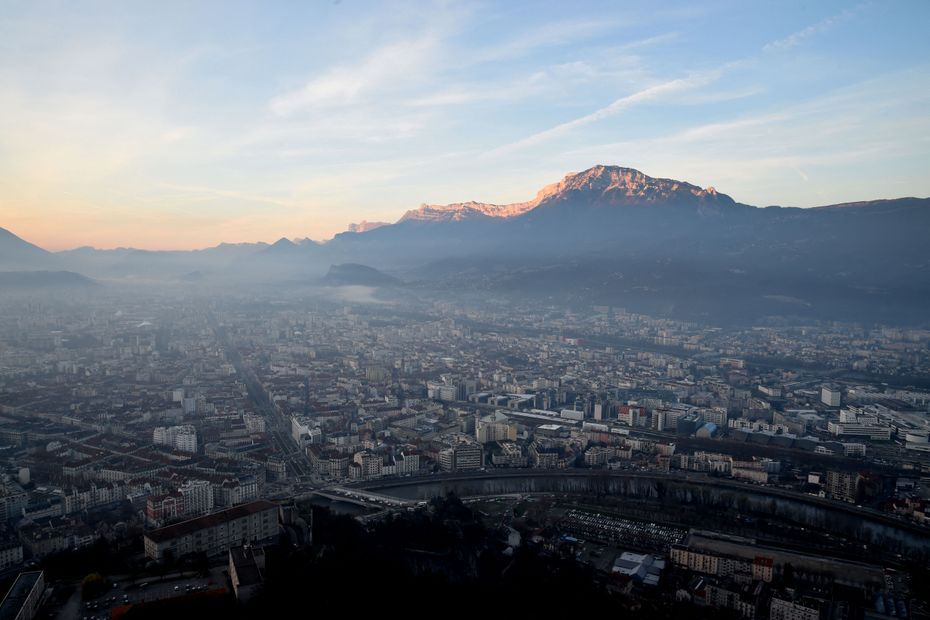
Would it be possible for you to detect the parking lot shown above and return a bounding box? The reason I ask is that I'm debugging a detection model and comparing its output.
[560,509,686,552]
[75,567,227,619]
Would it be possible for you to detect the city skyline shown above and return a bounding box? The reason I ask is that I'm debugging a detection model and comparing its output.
[2,0,929,250]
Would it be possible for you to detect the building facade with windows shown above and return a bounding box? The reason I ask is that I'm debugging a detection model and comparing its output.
[143,500,279,561]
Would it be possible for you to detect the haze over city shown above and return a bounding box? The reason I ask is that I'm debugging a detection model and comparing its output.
[1,0,929,250]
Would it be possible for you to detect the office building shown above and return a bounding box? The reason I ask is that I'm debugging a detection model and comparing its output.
[821,386,841,408]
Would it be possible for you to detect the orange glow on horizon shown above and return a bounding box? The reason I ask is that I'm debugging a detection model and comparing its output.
[0,213,350,252]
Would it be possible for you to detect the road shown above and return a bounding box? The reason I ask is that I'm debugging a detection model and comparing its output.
[209,314,313,479]
[68,567,226,619]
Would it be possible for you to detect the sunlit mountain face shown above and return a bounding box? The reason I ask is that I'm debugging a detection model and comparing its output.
[398,166,733,223]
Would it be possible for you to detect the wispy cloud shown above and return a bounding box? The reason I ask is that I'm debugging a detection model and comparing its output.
[484,67,726,157]
[566,66,930,153]
[764,3,868,52]
[617,32,680,51]
[483,4,873,159]
[470,18,620,64]
[269,36,438,115]
[409,71,550,108]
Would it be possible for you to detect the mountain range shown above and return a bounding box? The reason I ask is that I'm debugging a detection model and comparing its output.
[2,165,929,324]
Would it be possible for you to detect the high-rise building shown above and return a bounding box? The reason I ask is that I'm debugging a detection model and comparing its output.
[153,426,174,446]
[243,414,266,434]
[475,413,517,443]
[153,425,198,453]
[453,442,483,471]
[770,596,823,620]
[353,451,383,479]
[174,426,198,453]
[439,442,483,472]
[179,480,214,516]
[826,470,861,504]
[395,452,420,475]
[821,386,841,407]
[438,448,455,472]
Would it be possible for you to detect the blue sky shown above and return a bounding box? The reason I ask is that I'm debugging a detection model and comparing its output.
[1,0,929,249]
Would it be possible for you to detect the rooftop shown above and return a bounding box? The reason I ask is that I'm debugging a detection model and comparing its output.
[0,571,43,620]
[144,500,278,544]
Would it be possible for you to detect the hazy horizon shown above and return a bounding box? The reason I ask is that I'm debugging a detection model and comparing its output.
[6,162,929,254]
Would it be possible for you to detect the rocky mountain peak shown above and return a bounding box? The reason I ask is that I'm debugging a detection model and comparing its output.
[395,165,735,225]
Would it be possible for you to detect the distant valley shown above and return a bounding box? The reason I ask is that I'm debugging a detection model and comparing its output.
[2,165,929,324]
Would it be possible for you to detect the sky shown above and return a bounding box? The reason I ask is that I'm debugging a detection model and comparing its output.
[1,0,929,251]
